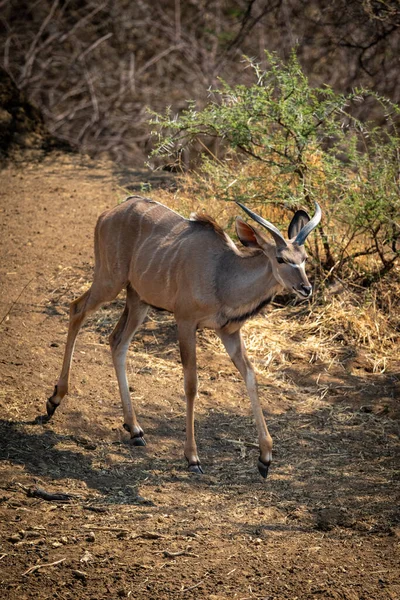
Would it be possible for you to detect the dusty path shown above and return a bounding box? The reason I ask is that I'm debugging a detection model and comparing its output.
[0,153,399,599]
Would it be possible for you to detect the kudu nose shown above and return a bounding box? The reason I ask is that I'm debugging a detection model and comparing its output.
[300,284,312,297]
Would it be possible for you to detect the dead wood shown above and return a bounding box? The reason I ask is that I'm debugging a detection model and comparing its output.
[26,486,76,502]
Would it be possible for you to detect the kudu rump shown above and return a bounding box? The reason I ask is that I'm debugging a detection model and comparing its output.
[47,196,321,478]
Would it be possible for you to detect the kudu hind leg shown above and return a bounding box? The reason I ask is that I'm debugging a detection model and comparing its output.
[109,287,149,445]
[177,322,203,474]
[218,329,273,479]
[47,282,122,419]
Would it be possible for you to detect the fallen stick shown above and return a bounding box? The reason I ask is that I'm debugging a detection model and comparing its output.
[81,526,165,537]
[224,438,259,449]
[0,277,35,327]
[22,558,66,576]
[82,505,108,513]
[136,531,166,540]
[129,531,167,540]
[162,550,199,558]
[27,487,76,503]
[181,574,209,593]
[83,525,129,532]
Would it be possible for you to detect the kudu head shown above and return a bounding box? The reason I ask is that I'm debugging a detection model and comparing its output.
[235,202,322,299]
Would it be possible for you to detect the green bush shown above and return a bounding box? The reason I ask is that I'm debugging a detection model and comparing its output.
[150,51,400,285]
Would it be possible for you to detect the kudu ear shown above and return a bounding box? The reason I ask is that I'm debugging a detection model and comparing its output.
[236,218,267,248]
[235,201,287,249]
[288,210,310,240]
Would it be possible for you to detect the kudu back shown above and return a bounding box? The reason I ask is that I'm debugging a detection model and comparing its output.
[47,196,321,478]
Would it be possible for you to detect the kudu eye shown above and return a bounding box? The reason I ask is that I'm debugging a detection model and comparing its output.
[276,256,286,264]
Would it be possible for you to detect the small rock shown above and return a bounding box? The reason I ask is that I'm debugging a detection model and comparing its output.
[25,530,42,539]
[72,570,87,580]
[85,531,95,542]
[184,531,197,538]
[80,550,94,564]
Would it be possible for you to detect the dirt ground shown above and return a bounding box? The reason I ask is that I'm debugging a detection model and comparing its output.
[0,152,399,600]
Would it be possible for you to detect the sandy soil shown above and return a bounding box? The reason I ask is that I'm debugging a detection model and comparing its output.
[0,152,399,600]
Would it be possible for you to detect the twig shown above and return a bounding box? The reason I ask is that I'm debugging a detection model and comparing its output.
[78,32,113,62]
[0,553,7,561]
[59,3,107,43]
[136,44,182,78]
[224,438,259,449]
[19,0,60,85]
[82,505,108,513]
[369,570,389,575]
[22,558,66,576]
[181,574,209,593]
[27,487,76,503]
[132,531,166,540]
[15,482,29,492]
[154,549,198,558]
[83,525,129,532]
[0,277,35,326]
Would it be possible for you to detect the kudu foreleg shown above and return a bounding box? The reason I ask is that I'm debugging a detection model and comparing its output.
[177,322,203,474]
[218,329,272,478]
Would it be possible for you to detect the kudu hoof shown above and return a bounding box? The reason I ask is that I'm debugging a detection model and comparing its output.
[130,435,146,447]
[257,458,270,479]
[188,463,204,475]
[123,423,146,445]
[46,387,60,419]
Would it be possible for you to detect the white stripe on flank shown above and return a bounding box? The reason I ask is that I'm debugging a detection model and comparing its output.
[163,237,186,292]
[133,204,158,254]
[153,222,184,279]
[138,221,182,285]
[133,205,163,272]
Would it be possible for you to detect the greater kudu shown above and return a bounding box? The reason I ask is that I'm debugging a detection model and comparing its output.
[46,196,321,478]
